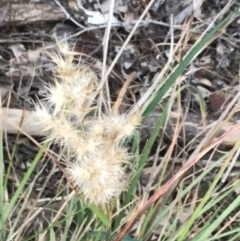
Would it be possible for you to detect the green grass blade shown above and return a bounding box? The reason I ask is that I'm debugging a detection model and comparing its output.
[198,194,240,240]
[62,197,75,240]
[198,181,240,218]
[2,142,48,224]
[128,104,168,202]
[0,122,4,239]
[88,204,111,227]
[142,7,238,117]
[177,144,239,241]
[49,226,56,241]
[113,105,168,231]
[227,229,240,241]
[86,231,139,241]
[145,152,230,238]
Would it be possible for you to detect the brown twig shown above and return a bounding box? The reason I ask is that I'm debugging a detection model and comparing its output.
[112,71,137,114]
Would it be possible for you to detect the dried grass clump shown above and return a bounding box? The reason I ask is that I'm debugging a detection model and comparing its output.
[34,40,141,206]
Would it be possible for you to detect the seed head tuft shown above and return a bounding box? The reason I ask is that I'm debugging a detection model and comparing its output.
[34,40,141,206]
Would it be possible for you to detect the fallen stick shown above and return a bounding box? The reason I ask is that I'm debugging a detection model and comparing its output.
[1,107,240,146]
[0,108,49,136]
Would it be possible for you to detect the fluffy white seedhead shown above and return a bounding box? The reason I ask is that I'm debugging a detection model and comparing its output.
[46,81,65,115]
[86,113,141,144]
[48,69,96,117]
[66,144,129,206]
[34,40,141,206]
[34,101,55,133]
[64,119,134,206]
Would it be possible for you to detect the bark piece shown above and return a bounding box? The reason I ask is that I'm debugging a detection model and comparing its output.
[2,1,65,26]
